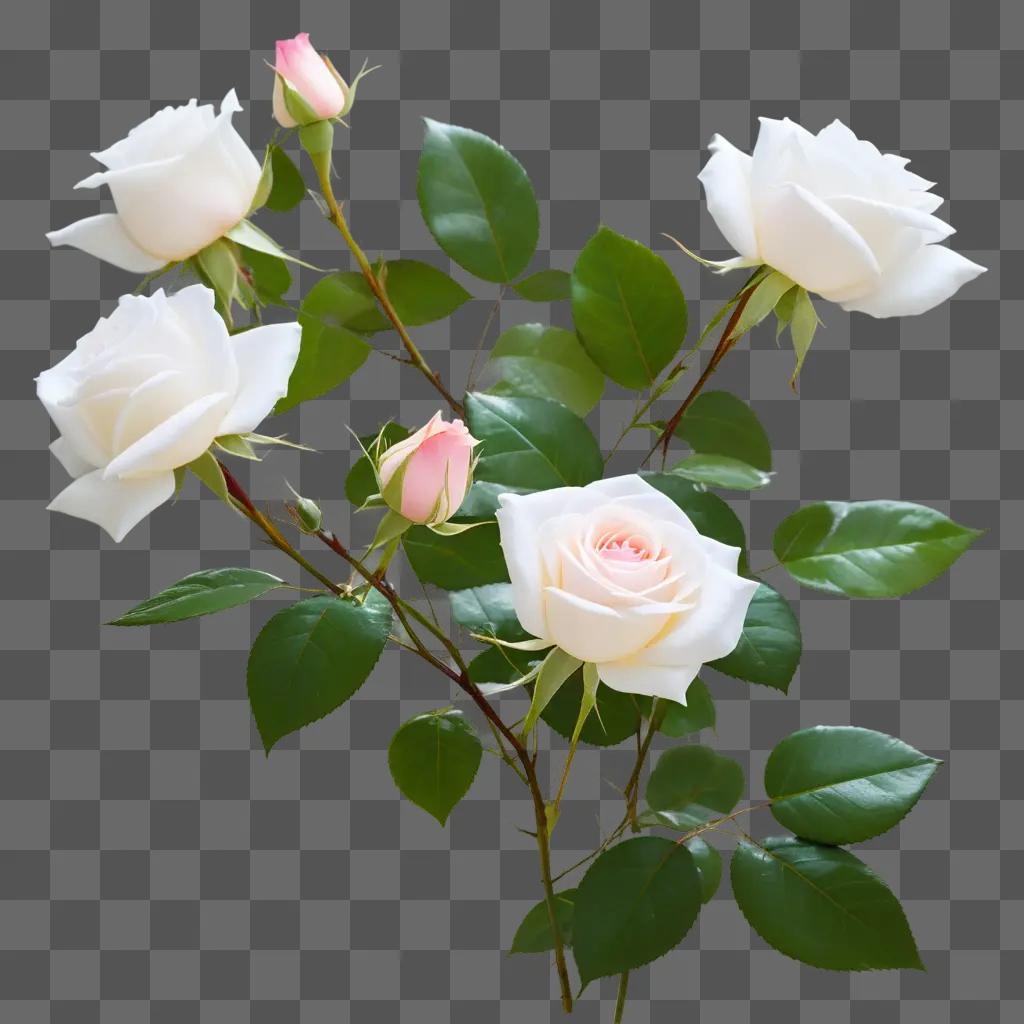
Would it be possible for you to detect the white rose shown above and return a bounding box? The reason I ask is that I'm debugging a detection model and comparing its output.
[698,117,985,318]
[47,90,262,273]
[495,475,758,704]
[38,284,300,542]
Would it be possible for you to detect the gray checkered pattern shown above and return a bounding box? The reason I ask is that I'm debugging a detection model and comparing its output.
[0,0,1016,1020]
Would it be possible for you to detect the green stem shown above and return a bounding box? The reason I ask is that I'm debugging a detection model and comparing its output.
[623,699,661,830]
[614,970,629,1023]
[312,160,463,415]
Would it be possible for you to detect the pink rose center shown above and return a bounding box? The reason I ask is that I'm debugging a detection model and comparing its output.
[596,530,654,563]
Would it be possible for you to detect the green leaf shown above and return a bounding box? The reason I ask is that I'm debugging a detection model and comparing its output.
[513,269,572,302]
[301,271,385,333]
[387,709,482,825]
[572,837,703,984]
[731,837,923,971]
[510,889,576,954]
[540,673,645,747]
[417,119,539,283]
[247,592,393,752]
[241,246,291,304]
[773,500,982,599]
[658,679,716,737]
[709,583,801,693]
[379,259,472,326]
[110,568,285,626]
[449,583,528,641]
[452,480,529,522]
[789,288,820,386]
[466,392,603,492]
[637,805,716,833]
[486,324,605,417]
[523,648,582,735]
[467,645,537,686]
[671,454,770,489]
[733,270,797,338]
[345,424,409,508]
[265,145,306,212]
[671,454,772,491]
[686,837,722,903]
[674,391,771,471]
[403,522,509,590]
[571,226,688,389]
[765,725,940,845]
[640,473,747,553]
[274,319,371,414]
[646,745,744,814]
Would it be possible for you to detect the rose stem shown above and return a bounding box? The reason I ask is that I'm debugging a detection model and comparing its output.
[308,526,573,1013]
[614,970,630,1024]
[311,159,464,416]
[643,285,755,466]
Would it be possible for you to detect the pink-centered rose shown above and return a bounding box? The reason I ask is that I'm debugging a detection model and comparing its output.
[376,413,478,525]
[273,32,348,127]
[496,475,759,705]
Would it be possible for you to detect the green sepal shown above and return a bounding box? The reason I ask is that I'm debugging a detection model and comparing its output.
[278,73,322,126]
[369,509,412,552]
[521,648,582,736]
[214,434,260,461]
[225,219,322,270]
[186,451,235,510]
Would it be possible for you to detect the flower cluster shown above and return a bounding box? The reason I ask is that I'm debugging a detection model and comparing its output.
[39,31,983,1019]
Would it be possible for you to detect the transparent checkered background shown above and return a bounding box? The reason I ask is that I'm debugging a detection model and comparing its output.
[0,0,1018,1020]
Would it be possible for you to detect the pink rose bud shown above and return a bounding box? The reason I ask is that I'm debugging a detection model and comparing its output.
[273,32,348,127]
[377,413,479,526]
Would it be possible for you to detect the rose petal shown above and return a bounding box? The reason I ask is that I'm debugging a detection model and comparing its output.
[46,213,166,274]
[48,468,176,543]
[698,134,759,261]
[595,660,701,703]
[49,437,96,479]
[218,321,301,436]
[840,244,986,318]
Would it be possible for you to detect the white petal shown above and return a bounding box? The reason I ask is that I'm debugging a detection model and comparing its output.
[700,535,743,573]
[37,362,111,469]
[46,213,165,274]
[757,182,881,300]
[50,437,96,479]
[633,565,759,667]
[495,487,580,638]
[218,321,302,435]
[578,475,697,530]
[595,660,701,703]
[48,468,175,543]
[165,284,239,395]
[840,245,987,319]
[697,134,759,260]
[751,117,815,196]
[104,391,231,478]
[543,586,670,664]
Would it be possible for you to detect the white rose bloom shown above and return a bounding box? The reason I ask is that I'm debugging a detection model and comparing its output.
[698,117,985,317]
[47,90,262,273]
[495,475,758,704]
[38,285,300,542]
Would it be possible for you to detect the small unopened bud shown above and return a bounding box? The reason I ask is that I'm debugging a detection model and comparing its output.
[285,483,323,533]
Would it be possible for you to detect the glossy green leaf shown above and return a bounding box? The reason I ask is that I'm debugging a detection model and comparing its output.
[466,392,603,492]
[571,226,688,389]
[301,271,384,333]
[540,672,645,747]
[417,119,539,283]
[674,391,771,471]
[510,889,576,954]
[672,454,772,491]
[686,837,722,903]
[765,726,940,845]
[513,269,571,302]
[111,568,285,626]
[572,837,702,984]
[731,837,923,971]
[452,480,530,522]
[274,319,371,414]
[486,323,604,417]
[247,592,392,752]
[387,709,482,825]
[646,745,744,814]
[345,424,409,508]
[265,145,306,212]
[241,246,291,304]
[467,644,537,686]
[449,583,528,641]
[709,583,801,693]
[378,259,472,326]
[774,500,982,598]
[403,522,509,589]
[658,679,716,737]
[637,805,717,833]
[640,473,747,553]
